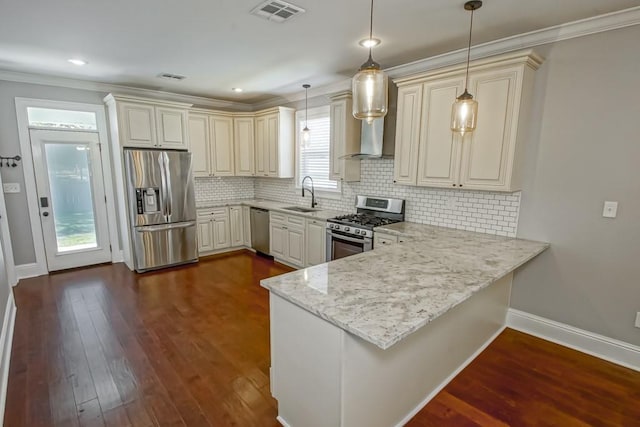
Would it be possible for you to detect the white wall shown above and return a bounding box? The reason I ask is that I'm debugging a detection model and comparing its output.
[512,25,640,346]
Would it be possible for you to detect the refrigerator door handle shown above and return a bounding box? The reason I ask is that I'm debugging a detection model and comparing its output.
[158,153,169,219]
[136,221,196,233]
[163,152,173,217]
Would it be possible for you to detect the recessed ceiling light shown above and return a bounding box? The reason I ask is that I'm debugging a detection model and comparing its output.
[358,38,381,48]
[68,58,87,66]
[232,88,243,93]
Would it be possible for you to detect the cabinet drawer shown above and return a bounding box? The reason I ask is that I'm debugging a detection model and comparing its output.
[270,212,286,224]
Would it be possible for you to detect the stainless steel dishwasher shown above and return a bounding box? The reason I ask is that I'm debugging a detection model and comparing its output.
[250,207,270,255]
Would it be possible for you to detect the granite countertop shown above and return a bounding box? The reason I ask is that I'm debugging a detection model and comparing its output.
[261,226,549,350]
[196,199,348,221]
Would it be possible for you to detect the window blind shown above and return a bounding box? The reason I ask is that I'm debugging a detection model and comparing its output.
[297,107,338,191]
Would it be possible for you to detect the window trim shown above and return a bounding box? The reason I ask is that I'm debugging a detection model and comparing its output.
[294,105,341,196]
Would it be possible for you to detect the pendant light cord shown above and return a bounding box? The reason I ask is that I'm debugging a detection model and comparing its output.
[305,86,308,128]
[464,7,475,91]
[368,0,374,59]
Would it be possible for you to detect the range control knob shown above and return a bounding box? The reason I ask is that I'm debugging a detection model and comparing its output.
[344,227,350,232]
[329,224,334,229]
[355,229,360,235]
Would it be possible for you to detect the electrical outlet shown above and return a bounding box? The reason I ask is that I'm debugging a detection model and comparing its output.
[2,183,20,194]
[635,312,640,329]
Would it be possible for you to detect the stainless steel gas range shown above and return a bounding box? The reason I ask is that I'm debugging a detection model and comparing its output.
[326,195,405,261]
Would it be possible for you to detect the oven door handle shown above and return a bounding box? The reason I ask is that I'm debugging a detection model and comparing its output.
[327,230,368,244]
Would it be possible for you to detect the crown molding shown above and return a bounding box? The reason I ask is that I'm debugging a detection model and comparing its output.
[250,78,352,111]
[257,5,640,106]
[0,69,253,111]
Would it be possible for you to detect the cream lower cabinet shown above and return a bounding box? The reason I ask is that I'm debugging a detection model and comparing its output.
[229,206,244,247]
[270,212,305,268]
[305,218,326,267]
[242,206,252,247]
[197,207,231,254]
[393,50,542,192]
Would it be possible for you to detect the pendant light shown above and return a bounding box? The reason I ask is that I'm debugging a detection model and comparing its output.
[301,84,311,145]
[451,0,482,136]
[352,0,388,124]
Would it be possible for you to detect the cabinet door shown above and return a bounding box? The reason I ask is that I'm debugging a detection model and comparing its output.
[305,219,326,267]
[197,218,214,253]
[188,114,211,177]
[212,208,231,250]
[417,77,465,188]
[209,116,235,176]
[270,223,287,259]
[242,206,251,247]
[266,113,280,177]
[255,116,269,177]
[118,102,156,148]
[156,107,188,150]
[286,227,305,267]
[234,117,255,176]
[393,85,423,185]
[329,98,361,182]
[229,206,243,247]
[459,69,517,191]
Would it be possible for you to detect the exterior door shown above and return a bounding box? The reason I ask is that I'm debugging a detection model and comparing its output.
[30,130,112,271]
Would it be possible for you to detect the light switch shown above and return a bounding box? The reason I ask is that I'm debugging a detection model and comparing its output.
[2,183,20,193]
[602,201,618,218]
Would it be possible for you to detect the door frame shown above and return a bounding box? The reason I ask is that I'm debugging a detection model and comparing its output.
[14,98,122,278]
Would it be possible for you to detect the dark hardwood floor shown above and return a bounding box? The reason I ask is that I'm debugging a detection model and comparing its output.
[5,250,640,426]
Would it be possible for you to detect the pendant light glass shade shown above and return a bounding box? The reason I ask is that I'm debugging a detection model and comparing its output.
[301,126,311,143]
[451,0,482,136]
[451,91,478,137]
[352,0,388,123]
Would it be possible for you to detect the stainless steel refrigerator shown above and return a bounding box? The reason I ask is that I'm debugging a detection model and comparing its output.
[124,149,197,272]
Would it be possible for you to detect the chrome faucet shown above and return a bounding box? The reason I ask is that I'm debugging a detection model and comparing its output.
[301,175,318,208]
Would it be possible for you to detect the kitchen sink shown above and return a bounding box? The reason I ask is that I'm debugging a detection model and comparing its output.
[283,206,318,213]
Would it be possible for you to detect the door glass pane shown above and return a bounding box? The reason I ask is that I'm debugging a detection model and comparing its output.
[27,107,97,130]
[44,143,98,252]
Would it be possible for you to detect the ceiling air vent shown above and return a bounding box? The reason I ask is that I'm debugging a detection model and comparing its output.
[251,0,305,23]
[158,73,186,81]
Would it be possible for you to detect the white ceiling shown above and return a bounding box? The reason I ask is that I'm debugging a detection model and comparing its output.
[0,0,638,104]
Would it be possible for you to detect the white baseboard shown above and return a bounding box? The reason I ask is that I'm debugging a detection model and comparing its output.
[0,292,16,425]
[394,325,507,427]
[507,308,640,372]
[15,262,47,281]
[276,416,291,427]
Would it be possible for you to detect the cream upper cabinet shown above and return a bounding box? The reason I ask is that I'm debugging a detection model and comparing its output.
[188,114,210,177]
[234,117,255,176]
[209,115,235,176]
[416,77,465,188]
[329,92,361,182]
[104,95,191,150]
[393,50,542,192]
[458,67,522,191]
[155,107,189,150]
[393,85,423,185]
[254,107,295,178]
[118,102,157,148]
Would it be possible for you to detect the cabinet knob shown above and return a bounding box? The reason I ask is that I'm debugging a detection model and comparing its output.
[452,184,456,187]
[393,180,397,183]
[459,184,463,187]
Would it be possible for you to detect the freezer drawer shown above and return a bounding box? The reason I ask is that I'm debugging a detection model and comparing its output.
[133,221,198,272]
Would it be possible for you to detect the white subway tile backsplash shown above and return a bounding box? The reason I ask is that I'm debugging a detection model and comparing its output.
[194,158,521,237]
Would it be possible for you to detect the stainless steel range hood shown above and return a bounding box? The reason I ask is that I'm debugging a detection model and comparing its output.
[342,81,397,159]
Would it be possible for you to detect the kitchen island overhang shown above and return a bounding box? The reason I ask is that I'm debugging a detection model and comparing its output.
[261,225,548,427]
